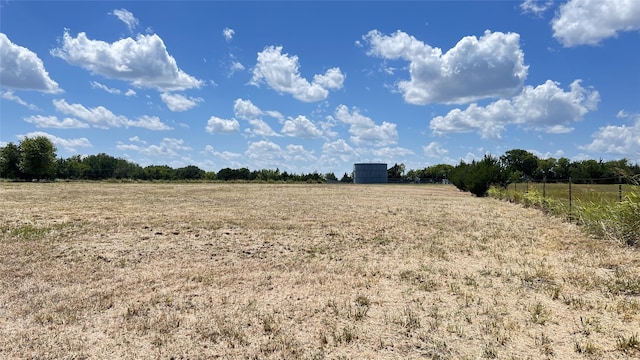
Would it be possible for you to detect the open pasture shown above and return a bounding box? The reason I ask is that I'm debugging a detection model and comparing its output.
[1,183,639,359]
[507,182,638,205]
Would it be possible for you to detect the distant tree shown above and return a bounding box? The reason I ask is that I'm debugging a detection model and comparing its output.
[387,163,405,181]
[450,155,507,197]
[553,157,571,181]
[19,136,57,181]
[0,142,22,179]
[534,157,556,181]
[56,155,89,180]
[175,165,205,180]
[204,171,217,181]
[82,153,119,180]
[500,149,539,180]
[422,164,454,182]
[340,172,353,183]
[143,165,175,180]
[324,172,338,181]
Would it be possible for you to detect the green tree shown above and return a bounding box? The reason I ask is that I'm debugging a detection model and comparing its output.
[175,165,205,180]
[0,142,23,179]
[387,163,405,181]
[500,149,539,180]
[450,155,507,197]
[340,172,353,183]
[19,136,57,180]
[324,172,338,181]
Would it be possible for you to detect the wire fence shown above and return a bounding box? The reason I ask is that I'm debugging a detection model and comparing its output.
[503,177,638,223]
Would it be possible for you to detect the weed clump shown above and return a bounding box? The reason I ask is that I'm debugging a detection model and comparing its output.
[578,192,640,247]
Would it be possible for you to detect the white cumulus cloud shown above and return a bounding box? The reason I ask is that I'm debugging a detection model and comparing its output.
[0,33,61,93]
[423,142,449,158]
[250,46,345,102]
[245,119,280,138]
[552,0,640,47]
[91,81,121,94]
[53,98,172,130]
[205,116,240,134]
[281,115,322,139]
[51,30,203,91]
[245,140,285,166]
[520,0,553,16]
[24,115,89,129]
[363,29,528,105]
[223,27,235,42]
[233,98,263,120]
[116,137,191,157]
[21,131,91,152]
[2,90,39,110]
[160,92,203,112]
[109,8,139,33]
[430,80,599,139]
[335,105,398,147]
[581,112,640,158]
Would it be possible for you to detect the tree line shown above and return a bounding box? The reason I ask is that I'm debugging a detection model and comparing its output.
[1,137,638,190]
[445,149,640,197]
[0,136,324,182]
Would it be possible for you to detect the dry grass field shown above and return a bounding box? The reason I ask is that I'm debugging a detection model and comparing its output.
[1,183,639,359]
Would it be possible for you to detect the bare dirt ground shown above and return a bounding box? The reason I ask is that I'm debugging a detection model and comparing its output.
[1,183,638,359]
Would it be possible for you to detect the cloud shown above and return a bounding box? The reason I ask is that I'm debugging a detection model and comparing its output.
[552,0,640,47]
[245,119,280,137]
[51,30,203,91]
[0,33,61,93]
[128,115,172,130]
[233,98,263,120]
[363,29,528,105]
[423,142,449,158]
[322,138,354,155]
[116,137,191,157]
[581,112,640,158]
[334,105,398,146]
[204,145,242,163]
[286,144,317,163]
[281,115,322,139]
[205,116,240,134]
[2,91,39,110]
[109,8,139,33]
[520,0,553,16]
[430,80,599,139]
[160,92,203,112]
[250,46,345,102]
[21,131,91,152]
[125,89,137,96]
[53,98,172,130]
[223,27,235,42]
[370,146,415,159]
[232,98,280,137]
[245,140,285,165]
[321,139,357,167]
[91,81,121,94]
[24,115,89,129]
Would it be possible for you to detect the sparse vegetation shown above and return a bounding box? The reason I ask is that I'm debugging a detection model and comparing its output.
[1,183,639,358]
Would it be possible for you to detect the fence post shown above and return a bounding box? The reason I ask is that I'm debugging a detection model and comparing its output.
[619,176,623,202]
[568,177,572,223]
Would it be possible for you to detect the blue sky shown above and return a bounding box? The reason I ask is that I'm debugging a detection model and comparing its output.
[1,0,639,176]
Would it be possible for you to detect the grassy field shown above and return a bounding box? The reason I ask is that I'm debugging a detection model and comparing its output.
[506,182,638,205]
[1,183,639,359]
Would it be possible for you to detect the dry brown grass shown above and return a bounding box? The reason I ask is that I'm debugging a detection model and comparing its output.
[1,182,639,359]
